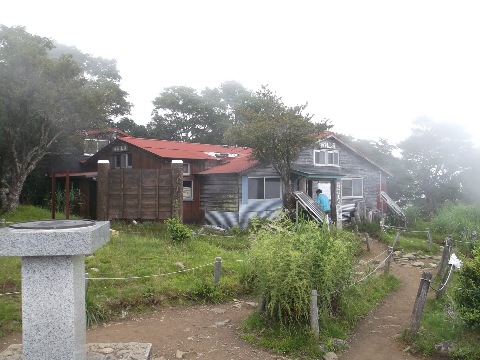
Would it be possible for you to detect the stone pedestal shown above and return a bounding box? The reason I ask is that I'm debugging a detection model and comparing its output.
[0,220,110,360]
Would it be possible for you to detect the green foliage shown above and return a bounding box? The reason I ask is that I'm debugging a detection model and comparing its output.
[345,220,383,239]
[430,202,480,240]
[51,187,84,215]
[406,296,480,360]
[245,220,360,324]
[241,271,400,358]
[114,117,149,137]
[241,313,322,357]
[148,81,251,144]
[398,118,477,214]
[1,204,69,221]
[0,25,130,212]
[404,203,423,228]
[224,86,331,207]
[455,247,480,328]
[165,218,191,244]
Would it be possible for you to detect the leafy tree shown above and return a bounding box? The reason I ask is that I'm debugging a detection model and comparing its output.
[225,85,331,208]
[148,81,252,144]
[0,26,130,212]
[202,80,253,127]
[114,117,149,138]
[458,147,480,207]
[398,118,475,215]
[148,86,230,144]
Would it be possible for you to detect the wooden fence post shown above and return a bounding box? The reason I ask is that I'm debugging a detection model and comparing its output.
[384,246,393,275]
[365,233,371,252]
[65,169,70,219]
[171,160,183,221]
[310,290,319,338]
[410,271,432,333]
[426,228,432,250]
[392,231,401,247]
[438,237,454,278]
[258,296,266,313]
[96,160,110,221]
[214,257,222,286]
[51,169,56,219]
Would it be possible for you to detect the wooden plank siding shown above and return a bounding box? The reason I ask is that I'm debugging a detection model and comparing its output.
[107,169,173,220]
[200,174,240,212]
[294,139,388,212]
[339,145,386,210]
[88,143,206,223]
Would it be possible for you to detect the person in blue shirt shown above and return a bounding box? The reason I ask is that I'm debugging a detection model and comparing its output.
[316,189,330,215]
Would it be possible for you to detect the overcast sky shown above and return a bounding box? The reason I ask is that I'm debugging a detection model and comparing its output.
[2,1,480,147]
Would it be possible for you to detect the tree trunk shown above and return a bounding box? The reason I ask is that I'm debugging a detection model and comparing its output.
[0,139,47,213]
[0,172,29,213]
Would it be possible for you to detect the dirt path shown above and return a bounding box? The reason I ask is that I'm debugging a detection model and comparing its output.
[338,239,442,360]
[0,239,445,360]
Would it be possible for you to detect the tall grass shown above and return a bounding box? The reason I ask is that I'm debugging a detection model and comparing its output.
[431,202,480,239]
[246,220,361,324]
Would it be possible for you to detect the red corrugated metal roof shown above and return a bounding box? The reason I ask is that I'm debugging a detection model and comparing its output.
[199,153,258,175]
[119,137,257,174]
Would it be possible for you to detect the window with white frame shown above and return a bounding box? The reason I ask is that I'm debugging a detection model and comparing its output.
[183,163,190,176]
[342,178,363,198]
[111,153,132,169]
[183,180,193,200]
[248,177,281,200]
[314,149,339,166]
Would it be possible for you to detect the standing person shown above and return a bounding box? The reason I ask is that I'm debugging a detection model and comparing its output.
[315,189,330,215]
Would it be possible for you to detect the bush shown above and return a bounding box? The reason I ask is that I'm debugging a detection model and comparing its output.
[431,202,480,239]
[246,219,360,324]
[455,247,480,327]
[164,218,191,244]
[404,204,423,228]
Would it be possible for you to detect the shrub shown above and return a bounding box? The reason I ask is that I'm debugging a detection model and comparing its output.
[455,247,480,327]
[404,203,423,228]
[431,202,480,239]
[164,218,191,244]
[246,219,360,324]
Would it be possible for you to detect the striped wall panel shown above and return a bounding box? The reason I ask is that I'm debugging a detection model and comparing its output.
[205,199,283,229]
[205,211,239,229]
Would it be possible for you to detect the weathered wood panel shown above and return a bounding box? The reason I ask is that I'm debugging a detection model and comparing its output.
[200,174,240,212]
[107,169,172,220]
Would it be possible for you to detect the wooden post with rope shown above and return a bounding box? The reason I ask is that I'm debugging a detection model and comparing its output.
[410,271,432,333]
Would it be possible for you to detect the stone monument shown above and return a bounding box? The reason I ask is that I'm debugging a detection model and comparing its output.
[0,220,114,359]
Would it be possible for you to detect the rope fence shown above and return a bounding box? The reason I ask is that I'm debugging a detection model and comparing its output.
[0,242,393,299]
[86,262,215,281]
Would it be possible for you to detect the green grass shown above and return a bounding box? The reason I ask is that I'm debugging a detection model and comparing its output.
[403,294,480,360]
[84,221,252,322]
[0,211,253,335]
[381,228,441,254]
[2,204,72,223]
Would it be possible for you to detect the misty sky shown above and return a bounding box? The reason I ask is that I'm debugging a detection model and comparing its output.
[2,1,480,147]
